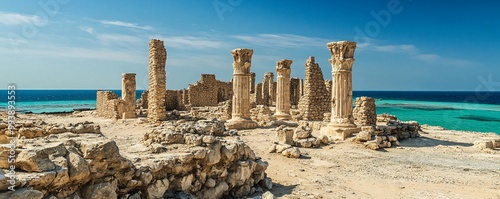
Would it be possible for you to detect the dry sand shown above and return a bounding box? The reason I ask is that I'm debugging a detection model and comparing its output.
[19,111,500,199]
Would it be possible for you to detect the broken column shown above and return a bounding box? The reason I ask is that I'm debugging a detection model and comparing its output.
[147,39,167,122]
[226,48,258,129]
[262,72,274,106]
[353,97,377,126]
[274,59,293,120]
[121,73,136,119]
[321,41,360,140]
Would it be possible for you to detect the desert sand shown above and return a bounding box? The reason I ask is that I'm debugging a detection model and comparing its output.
[17,111,500,199]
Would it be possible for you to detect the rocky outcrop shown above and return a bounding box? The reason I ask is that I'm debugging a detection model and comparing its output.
[0,119,269,199]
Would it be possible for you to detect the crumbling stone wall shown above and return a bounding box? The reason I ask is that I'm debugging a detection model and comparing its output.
[188,74,232,107]
[353,96,377,126]
[147,39,167,122]
[137,90,149,109]
[290,77,303,108]
[259,72,275,106]
[297,56,330,121]
[121,73,136,118]
[96,91,126,120]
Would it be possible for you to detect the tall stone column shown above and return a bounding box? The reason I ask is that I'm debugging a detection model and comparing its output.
[321,41,360,140]
[147,39,167,122]
[274,59,292,120]
[122,73,136,119]
[226,48,258,130]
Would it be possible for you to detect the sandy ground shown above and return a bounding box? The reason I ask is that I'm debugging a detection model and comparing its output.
[19,112,500,199]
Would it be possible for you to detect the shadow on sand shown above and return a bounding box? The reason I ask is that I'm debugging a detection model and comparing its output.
[400,136,473,148]
[271,183,298,197]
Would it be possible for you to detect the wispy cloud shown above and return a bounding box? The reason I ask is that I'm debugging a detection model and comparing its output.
[96,33,142,44]
[0,12,43,26]
[79,26,94,34]
[374,44,417,54]
[232,34,330,48]
[98,20,152,30]
[154,35,225,49]
[363,41,480,67]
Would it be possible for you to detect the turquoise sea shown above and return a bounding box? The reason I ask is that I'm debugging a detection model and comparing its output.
[0,90,499,134]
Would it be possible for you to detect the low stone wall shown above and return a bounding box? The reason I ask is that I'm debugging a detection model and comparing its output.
[353,97,377,126]
[96,91,124,119]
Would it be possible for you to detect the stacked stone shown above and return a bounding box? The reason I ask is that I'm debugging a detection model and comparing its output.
[121,73,136,119]
[290,77,303,108]
[353,96,376,126]
[96,91,123,119]
[269,125,329,158]
[188,74,232,107]
[250,72,256,94]
[137,90,149,109]
[147,39,167,122]
[297,56,330,121]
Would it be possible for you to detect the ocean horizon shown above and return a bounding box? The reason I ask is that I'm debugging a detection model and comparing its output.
[1,90,499,134]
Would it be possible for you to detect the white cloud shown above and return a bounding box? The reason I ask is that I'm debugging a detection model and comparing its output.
[232,34,330,48]
[79,26,94,35]
[96,33,141,44]
[153,35,224,49]
[98,20,152,30]
[374,44,417,54]
[0,12,43,26]
[413,53,480,67]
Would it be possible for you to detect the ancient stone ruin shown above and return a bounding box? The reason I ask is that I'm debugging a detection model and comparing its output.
[297,56,330,121]
[96,73,137,119]
[188,74,232,107]
[147,39,167,122]
[225,48,258,130]
[290,77,303,108]
[353,96,377,126]
[321,41,360,140]
[274,59,293,120]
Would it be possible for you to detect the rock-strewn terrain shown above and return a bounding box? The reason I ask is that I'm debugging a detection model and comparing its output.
[1,111,499,199]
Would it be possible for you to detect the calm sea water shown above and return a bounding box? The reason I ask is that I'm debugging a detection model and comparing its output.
[0,90,499,134]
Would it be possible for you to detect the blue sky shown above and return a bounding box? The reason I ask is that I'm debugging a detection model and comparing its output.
[0,0,499,91]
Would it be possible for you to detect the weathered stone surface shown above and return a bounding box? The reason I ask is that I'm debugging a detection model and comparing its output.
[297,56,330,121]
[226,48,258,130]
[293,125,312,140]
[274,59,293,120]
[0,187,44,199]
[262,191,276,199]
[148,39,167,122]
[276,126,294,145]
[321,41,359,140]
[281,147,301,158]
[474,140,494,149]
[81,182,117,199]
[353,97,377,126]
[188,74,232,107]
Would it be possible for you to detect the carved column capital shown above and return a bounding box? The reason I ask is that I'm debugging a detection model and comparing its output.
[232,48,253,74]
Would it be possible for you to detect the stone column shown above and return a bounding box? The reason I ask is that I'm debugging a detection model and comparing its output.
[122,73,136,119]
[274,59,292,120]
[321,41,360,140]
[226,48,258,129]
[147,39,167,122]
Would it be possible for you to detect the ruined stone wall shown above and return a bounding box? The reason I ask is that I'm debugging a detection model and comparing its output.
[188,74,232,107]
[96,91,123,119]
[297,56,330,121]
[353,97,377,126]
[255,83,263,105]
[137,90,149,109]
[165,90,179,111]
[290,78,303,107]
[147,39,167,122]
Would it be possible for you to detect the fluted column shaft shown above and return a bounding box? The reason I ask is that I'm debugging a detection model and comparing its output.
[274,59,292,120]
